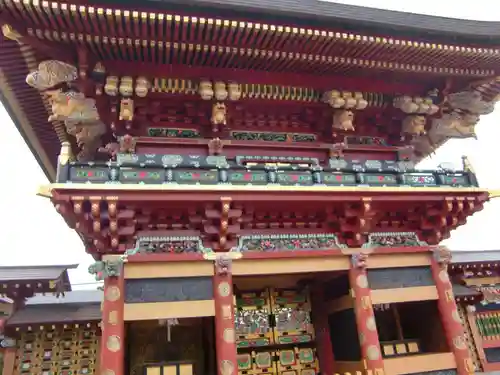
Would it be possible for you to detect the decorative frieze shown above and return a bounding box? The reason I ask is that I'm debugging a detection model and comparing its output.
[237,234,346,252]
[362,232,428,248]
[63,154,478,188]
[231,131,316,143]
[125,236,211,255]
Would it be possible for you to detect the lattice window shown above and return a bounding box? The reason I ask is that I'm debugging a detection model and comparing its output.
[13,324,99,375]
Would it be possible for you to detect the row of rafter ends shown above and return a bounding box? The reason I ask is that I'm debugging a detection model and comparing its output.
[25,29,497,77]
[9,0,500,56]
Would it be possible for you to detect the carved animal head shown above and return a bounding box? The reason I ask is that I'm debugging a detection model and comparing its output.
[332,110,355,131]
[402,115,427,136]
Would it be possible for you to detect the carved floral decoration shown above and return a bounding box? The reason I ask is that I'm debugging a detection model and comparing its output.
[25,60,106,161]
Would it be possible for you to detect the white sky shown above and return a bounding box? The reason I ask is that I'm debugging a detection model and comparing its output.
[1,1,500,289]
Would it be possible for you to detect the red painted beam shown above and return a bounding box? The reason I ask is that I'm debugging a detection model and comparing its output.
[105,61,425,94]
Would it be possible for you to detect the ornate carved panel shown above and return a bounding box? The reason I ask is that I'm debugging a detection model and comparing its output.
[367,267,434,289]
[125,277,213,303]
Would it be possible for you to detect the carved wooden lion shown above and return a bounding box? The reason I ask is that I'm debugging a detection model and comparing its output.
[211,102,227,126]
[402,115,427,136]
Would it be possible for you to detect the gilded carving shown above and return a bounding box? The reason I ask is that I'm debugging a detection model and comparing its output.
[211,102,227,127]
[366,316,377,331]
[438,270,450,283]
[220,360,235,375]
[106,335,121,352]
[356,274,369,289]
[332,109,355,132]
[218,282,231,297]
[135,76,150,97]
[453,335,467,350]
[402,115,427,136]
[221,305,233,320]
[360,295,372,310]
[223,328,236,343]
[108,310,118,325]
[119,98,134,121]
[366,345,380,360]
[2,24,22,43]
[106,286,121,302]
[199,80,214,100]
[451,309,462,324]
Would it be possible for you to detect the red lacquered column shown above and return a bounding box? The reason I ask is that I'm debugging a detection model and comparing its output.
[213,255,238,375]
[431,247,474,375]
[310,283,335,375]
[349,254,385,375]
[99,260,125,375]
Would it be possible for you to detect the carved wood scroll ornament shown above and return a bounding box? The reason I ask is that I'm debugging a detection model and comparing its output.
[432,246,452,269]
[215,255,232,276]
[351,253,368,269]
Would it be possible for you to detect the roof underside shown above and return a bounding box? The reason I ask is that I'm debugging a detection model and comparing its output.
[88,0,500,42]
[451,250,500,264]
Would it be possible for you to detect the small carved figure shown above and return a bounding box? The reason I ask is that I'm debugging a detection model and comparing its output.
[214,81,228,101]
[88,259,123,280]
[332,110,355,132]
[329,142,345,158]
[208,137,224,155]
[104,76,119,96]
[118,134,137,154]
[99,142,120,159]
[119,98,134,121]
[211,102,227,130]
[228,82,242,101]
[45,90,100,124]
[67,121,107,161]
[199,80,214,100]
[351,253,368,269]
[402,115,427,136]
[119,76,134,97]
[135,76,150,97]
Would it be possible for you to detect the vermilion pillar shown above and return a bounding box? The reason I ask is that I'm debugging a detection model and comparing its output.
[349,254,385,375]
[213,255,238,375]
[310,283,335,375]
[431,247,474,375]
[99,259,125,375]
